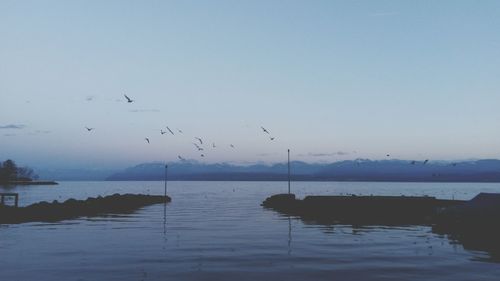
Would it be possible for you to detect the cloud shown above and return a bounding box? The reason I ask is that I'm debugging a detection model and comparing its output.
[299,151,354,157]
[0,124,26,129]
[26,130,51,136]
[129,109,160,113]
[256,153,279,157]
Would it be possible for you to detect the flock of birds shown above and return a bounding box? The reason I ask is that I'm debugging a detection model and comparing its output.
[85,94,277,160]
[84,94,461,168]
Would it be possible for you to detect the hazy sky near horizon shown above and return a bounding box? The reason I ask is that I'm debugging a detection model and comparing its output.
[1,0,500,169]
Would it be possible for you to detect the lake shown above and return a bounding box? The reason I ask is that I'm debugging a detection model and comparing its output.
[1,181,500,280]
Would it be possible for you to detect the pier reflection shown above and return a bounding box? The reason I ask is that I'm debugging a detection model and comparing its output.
[288,216,292,256]
[269,205,500,263]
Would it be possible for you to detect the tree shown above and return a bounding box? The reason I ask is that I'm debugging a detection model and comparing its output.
[0,159,38,182]
[17,166,36,181]
[2,159,18,181]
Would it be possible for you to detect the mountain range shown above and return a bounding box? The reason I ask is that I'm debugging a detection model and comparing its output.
[105,159,500,182]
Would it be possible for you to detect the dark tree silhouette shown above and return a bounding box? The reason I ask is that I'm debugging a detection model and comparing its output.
[1,160,18,181]
[0,159,38,183]
[17,167,36,181]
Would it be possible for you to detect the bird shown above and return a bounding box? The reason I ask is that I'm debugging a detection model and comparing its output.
[270,137,275,141]
[230,144,235,148]
[193,143,204,151]
[261,126,270,134]
[178,155,185,161]
[161,130,167,135]
[200,154,205,157]
[124,94,134,103]
[212,142,216,148]
[177,129,183,134]
[85,127,94,132]
[386,154,390,157]
[411,161,417,165]
[423,159,429,165]
[195,137,203,145]
[145,138,150,144]
[166,127,174,135]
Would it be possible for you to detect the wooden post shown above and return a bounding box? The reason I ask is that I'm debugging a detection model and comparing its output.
[0,193,19,207]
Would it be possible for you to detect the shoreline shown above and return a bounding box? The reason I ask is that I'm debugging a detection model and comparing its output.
[262,193,465,225]
[0,180,58,186]
[0,193,171,224]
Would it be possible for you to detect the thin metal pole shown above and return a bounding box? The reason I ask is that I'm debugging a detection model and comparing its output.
[164,164,168,197]
[288,149,291,194]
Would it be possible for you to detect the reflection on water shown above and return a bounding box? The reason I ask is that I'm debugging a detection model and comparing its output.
[287,216,292,256]
[1,181,500,280]
[433,226,500,263]
[289,212,500,264]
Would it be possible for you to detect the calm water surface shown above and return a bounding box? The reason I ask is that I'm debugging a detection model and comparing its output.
[1,181,500,280]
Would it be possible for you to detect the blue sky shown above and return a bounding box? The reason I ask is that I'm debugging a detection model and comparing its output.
[1,0,499,169]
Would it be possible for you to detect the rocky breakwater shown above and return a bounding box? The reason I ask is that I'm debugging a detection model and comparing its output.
[0,193,171,224]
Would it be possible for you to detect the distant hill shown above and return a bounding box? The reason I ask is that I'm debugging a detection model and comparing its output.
[36,168,119,181]
[106,159,500,182]
[106,161,324,181]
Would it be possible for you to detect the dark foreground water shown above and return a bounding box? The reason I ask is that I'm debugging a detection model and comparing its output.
[1,181,500,281]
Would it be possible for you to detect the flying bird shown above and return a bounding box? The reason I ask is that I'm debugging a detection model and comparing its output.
[212,142,216,148]
[178,155,186,161]
[269,137,275,141]
[145,138,150,144]
[85,127,94,132]
[177,129,183,134]
[411,161,417,165]
[386,154,390,157]
[166,126,174,135]
[423,159,429,165]
[200,154,205,157]
[193,143,204,151]
[124,94,134,103]
[230,144,235,148]
[261,126,270,134]
[195,137,203,145]
[161,130,167,135]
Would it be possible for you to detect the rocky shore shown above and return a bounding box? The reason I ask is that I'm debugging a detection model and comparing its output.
[0,193,171,224]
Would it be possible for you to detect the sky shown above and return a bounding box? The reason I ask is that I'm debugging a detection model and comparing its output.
[1,0,500,169]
